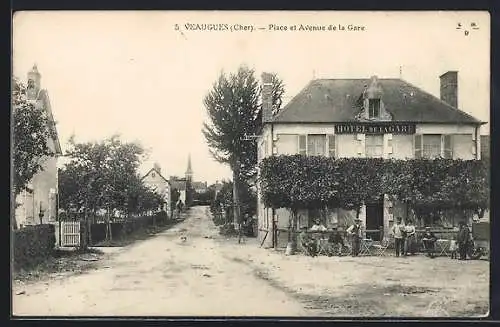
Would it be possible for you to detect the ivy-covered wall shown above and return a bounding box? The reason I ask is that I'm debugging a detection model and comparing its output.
[258,155,489,243]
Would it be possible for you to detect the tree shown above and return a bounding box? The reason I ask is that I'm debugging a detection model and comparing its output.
[59,135,146,248]
[12,78,56,229]
[202,66,284,229]
[269,73,285,117]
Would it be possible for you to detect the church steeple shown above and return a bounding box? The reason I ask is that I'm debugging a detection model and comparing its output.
[185,154,193,181]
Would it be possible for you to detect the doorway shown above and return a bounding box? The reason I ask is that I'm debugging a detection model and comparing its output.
[365,199,384,241]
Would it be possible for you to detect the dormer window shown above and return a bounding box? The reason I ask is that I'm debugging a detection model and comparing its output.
[368,99,381,118]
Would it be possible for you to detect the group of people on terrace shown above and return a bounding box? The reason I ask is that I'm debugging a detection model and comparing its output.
[299,215,473,259]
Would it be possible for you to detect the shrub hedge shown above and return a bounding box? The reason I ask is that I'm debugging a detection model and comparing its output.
[13,224,56,271]
[259,155,489,218]
[89,212,169,244]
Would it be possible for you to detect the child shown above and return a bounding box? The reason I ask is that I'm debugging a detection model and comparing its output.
[449,236,458,259]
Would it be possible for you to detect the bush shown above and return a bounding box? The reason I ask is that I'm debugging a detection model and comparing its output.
[13,224,56,271]
[90,214,171,244]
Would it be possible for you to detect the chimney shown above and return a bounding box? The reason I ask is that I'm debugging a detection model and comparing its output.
[27,63,41,100]
[439,71,458,108]
[261,72,273,123]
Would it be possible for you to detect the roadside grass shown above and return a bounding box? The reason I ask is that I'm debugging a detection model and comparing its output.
[13,247,106,284]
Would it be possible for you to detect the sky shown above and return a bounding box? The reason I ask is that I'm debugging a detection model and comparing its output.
[13,11,490,184]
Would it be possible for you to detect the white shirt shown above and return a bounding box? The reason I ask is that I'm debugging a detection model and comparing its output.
[310,224,327,232]
[405,225,416,236]
[392,223,405,238]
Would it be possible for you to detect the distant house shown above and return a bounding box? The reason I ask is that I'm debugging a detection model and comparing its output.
[141,163,171,216]
[480,135,490,161]
[192,181,208,194]
[15,65,62,228]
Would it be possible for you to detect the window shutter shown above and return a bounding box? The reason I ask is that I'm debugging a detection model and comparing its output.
[414,134,423,159]
[328,135,336,158]
[443,134,453,159]
[298,135,307,155]
[385,133,393,157]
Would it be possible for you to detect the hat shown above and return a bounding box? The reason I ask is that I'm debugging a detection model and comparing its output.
[425,226,431,230]
[354,218,361,222]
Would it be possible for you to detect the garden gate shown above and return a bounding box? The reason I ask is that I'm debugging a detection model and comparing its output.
[61,221,81,247]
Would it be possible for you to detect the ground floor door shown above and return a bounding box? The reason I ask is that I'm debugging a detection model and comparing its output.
[365,199,384,241]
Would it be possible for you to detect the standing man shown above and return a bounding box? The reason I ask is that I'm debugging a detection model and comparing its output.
[346,218,363,257]
[457,221,470,260]
[391,217,405,257]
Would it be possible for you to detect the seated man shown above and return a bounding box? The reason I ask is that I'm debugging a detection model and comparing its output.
[310,219,328,232]
[422,226,437,258]
[300,226,317,257]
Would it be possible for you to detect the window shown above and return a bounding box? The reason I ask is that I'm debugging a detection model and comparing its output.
[297,134,333,156]
[365,135,384,158]
[422,135,441,159]
[307,134,326,156]
[414,134,454,159]
[368,99,381,118]
[151,172,156,178]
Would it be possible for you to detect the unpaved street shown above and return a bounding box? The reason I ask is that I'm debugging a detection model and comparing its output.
[13,206,311,317]
[13,206,489,317]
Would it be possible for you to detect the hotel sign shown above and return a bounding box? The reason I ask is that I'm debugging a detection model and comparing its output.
[334,123,416,135]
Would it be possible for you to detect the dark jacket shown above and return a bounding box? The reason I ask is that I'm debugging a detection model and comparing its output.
[457,226,470,244]
[423,231,436,242]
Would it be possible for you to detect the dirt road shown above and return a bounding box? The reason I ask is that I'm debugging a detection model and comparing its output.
[12,206,489,317]
[12,206,311,317]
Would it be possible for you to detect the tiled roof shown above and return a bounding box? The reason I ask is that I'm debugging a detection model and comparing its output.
[38,89,63,154]
[141,168,170,183]
[271,78,482,124]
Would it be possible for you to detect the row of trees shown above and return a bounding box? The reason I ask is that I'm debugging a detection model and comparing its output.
[203,66,284,229]
[259,155,490,248]
[58,136,166,246]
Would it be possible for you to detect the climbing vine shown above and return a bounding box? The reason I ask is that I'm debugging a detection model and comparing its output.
[259,155,489,222]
